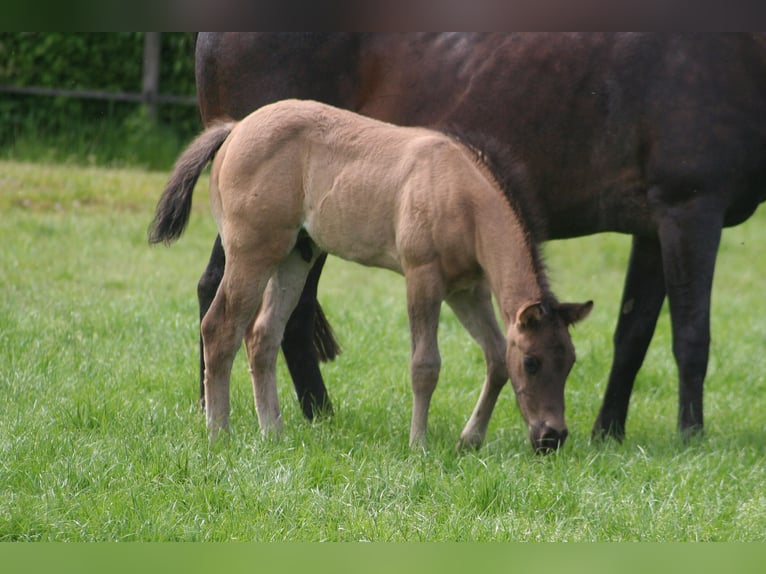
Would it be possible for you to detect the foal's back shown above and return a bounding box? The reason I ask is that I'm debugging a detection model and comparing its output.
[215,100,494,274]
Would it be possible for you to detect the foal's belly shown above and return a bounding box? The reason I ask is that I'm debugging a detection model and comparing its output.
[303,213,403,273]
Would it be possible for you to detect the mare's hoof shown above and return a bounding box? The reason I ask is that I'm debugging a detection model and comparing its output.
[679,424,704,444]
[302,399,334,422]
[591,417,626,443]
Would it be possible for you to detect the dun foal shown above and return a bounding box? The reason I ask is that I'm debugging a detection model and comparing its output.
[150,100,592,452]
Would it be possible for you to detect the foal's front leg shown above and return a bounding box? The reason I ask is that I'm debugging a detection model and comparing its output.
[446,281,508,450]
[405,263,445,449]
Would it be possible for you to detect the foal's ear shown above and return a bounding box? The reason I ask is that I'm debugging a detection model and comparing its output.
[515,301,546,330]
[558,300,594,326]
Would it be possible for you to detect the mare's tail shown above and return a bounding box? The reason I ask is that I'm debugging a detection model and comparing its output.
[148,122,235,245]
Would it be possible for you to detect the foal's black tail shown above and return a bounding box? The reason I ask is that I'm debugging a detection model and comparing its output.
[148,122,234,245]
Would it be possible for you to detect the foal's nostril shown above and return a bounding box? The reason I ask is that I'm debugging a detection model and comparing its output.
[533,425,568,454]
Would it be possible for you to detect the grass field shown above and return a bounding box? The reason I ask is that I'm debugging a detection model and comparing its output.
[1,159,765,541]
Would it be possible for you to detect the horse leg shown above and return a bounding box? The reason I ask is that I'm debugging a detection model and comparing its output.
[405,263,445,450]
[197,234,225,410]
[655,194,723,439]
[198,236,335,420]
[281,253,334,420]
[447,281,509,450]
[245,248,317,436]
[592,236,666,441]
[201,265,271,439]
[200,221,298,439]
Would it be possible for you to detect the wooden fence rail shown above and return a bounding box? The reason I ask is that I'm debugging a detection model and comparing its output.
[0,33,197,118]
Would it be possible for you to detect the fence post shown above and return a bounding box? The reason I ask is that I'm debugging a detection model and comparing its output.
[142,32,161,120]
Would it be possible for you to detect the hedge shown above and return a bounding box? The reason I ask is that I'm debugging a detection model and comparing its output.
[0,33,200,168]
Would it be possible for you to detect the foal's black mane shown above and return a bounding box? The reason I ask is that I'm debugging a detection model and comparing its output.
[442,128,552,297]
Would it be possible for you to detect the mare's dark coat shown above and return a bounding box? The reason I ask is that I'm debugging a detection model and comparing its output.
[195,33,766,438]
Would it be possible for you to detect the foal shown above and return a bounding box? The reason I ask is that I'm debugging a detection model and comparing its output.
[150,100,592,452]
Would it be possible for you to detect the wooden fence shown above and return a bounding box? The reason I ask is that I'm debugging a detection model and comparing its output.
[0,33,197,119]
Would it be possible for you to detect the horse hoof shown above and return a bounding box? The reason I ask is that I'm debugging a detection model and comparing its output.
[591,419,626,443]
[456,435,483,452]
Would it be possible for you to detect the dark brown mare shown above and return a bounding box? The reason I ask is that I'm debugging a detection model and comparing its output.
[194,33,766,441]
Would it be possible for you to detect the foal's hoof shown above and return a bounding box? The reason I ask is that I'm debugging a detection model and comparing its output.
[207,426,231,444]
[456,434,483,452]
[259,422,285,442]
[408,434,428,453]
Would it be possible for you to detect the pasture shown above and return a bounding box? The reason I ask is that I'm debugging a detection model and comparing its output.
[1,159,765,541]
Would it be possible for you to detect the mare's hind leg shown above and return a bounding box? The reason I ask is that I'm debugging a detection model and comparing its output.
[405,263,445,449]
[197,234,225,410]
[447,280,509,450]
[244,248,318,436]
[281,252,334,420]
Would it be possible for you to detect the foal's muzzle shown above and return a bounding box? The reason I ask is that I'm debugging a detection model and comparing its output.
[530,423,568,454]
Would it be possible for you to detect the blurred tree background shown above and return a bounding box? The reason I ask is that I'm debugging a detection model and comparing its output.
[0,33,200,170]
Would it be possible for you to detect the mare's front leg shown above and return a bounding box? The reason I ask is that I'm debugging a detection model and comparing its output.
[245,249,317,436]
[592,236,666,441]
[405,263,445,449]
[655,193,723,438]
[447,281,508,450]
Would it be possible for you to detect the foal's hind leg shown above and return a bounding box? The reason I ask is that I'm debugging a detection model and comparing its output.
[197,235,335,421]
[447,280,509,450]
[244,248,318,436]
[201,267,271,439]
[200,233,296,439]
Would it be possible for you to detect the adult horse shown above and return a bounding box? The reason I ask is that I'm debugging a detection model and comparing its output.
[194,33,766,441]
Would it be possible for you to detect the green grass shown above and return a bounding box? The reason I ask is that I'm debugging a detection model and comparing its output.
[1,159,765,541]
[2,110,195,171]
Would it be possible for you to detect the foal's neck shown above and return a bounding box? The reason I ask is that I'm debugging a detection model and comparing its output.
[473,184,549,328]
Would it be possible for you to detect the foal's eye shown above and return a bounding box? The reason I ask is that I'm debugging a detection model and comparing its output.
[523,355,541,375]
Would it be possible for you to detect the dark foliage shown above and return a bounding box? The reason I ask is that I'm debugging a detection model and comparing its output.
[0,33,200,169]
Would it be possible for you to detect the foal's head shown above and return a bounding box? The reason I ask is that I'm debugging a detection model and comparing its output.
[506,299,593,453]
